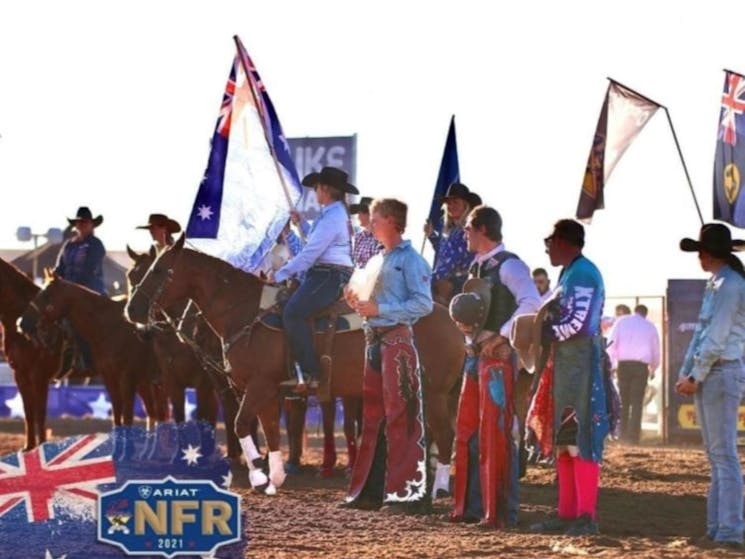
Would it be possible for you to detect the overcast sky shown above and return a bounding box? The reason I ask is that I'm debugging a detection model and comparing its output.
[1,1,743,295]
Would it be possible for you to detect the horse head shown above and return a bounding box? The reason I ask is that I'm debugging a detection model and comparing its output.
[125,233,187,325]
[18,272,68,337]
[126,244,157,297]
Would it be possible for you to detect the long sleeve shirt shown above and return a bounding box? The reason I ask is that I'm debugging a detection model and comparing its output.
[275,201,352,282]
[54,235,107,295]
[679,265,745,382]
[366,240,433,328]
[472,243,541,338]
[428,225,473,281]
[352,228,382,268]
[545,255,604,342]
[607,313,660,371]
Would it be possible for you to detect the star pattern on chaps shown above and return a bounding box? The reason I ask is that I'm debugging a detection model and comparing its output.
[395,349,417,437]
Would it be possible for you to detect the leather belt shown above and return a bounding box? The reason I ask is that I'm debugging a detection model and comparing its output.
[713,358,740,367]
[313,263,353,273]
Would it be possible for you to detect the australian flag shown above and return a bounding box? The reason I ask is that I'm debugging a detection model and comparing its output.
[426,116,460,236]
[0,423,246,559]
[714,69,745,227]
[186,35,302,273]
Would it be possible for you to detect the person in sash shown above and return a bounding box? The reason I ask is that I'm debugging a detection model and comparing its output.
[424,182,479,304]
[449,205,540,527]
[136,213,181,255]
[529,219,609,536]
[343,198,433,514]
[270,167,357,402]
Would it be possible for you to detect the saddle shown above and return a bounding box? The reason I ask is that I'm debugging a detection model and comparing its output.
[259,284,363,402]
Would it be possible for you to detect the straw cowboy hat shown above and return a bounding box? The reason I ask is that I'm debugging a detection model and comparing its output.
[301,166,359,194]
[509,288,561,373]
[679,223,745,257]
[67,206,103,227]
[449,278,492,332]
[136,213,181,234]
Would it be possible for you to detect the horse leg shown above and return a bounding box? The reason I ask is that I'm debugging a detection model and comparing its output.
[319,399,337,478]
[256,399,285,492]
[195,383,218,424]
[342,396,362,472]
[34,373,50,446]
[427,390,455,499]
[171,383,186,423]
[235,390,269,491]
[17,371,36,450]
[219,390,242,460]
[284,396,306,473]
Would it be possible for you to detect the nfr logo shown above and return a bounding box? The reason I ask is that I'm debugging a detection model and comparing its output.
[97,476,241,557]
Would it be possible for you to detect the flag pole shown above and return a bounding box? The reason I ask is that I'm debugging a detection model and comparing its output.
[663,107,705,225]
[233,36,305,240]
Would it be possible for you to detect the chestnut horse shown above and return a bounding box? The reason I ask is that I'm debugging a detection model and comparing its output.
[19,275,168,427]
[126,245,242,458]
[0,257,72,449]
[125,235,464,495]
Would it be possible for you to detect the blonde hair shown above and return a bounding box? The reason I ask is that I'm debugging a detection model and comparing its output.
[371,198,407,233]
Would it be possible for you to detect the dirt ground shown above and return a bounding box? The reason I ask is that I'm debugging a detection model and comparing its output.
[1,420,743,559]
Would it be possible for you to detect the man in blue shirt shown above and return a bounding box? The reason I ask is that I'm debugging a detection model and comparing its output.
[270,167,356,402]
[343,198,433,514]
[55,207,107,295]
[676,223,745,550]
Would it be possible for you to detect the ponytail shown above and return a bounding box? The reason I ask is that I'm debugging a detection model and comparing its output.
[726,253,745,279]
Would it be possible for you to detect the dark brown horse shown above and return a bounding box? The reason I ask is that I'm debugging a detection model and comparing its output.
[0,258,71,449]
[126,245,242,458]
[125,235,464,495]
[19,275,168,427]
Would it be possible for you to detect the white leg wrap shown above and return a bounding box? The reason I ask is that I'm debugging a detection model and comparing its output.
[240,435,268,488]
[431,462,451,499]
[268,450,286,488]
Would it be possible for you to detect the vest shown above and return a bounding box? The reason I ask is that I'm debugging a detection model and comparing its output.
[469,250,518,333]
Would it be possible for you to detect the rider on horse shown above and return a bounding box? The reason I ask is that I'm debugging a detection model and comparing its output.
[136,213,181,254]
[424,182,481,304]
[270,166,357,402]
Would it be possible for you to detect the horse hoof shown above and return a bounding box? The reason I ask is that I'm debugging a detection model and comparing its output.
[285,462,301,475]
[249,468,269,488]
[433,488,451,499]
[264,483,277,496]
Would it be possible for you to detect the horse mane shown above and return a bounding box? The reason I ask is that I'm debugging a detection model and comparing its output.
[0,257,40,310]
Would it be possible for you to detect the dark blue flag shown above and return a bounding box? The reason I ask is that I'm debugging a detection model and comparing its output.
[714,69,745,227]
[0,423,247,558]
[426,116,460,235]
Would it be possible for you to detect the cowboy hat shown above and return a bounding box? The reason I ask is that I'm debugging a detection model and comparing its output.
[350,197,374,215]
[449,278,492,332]
[680,223,745,257]
[510,288,561,373]
[67,206,103,227]
[466,191,482,208]
[438,182,472,203]
[301,166,359,194]
[136,213,181,234]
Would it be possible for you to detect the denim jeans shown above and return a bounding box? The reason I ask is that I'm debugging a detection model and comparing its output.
[694,359,745,543]
[282,266,351,379]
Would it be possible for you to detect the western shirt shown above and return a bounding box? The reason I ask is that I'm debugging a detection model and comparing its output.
[366,240,433,328]
[679,265,745,382]
[54,235,107,295]
[275,201,352,282]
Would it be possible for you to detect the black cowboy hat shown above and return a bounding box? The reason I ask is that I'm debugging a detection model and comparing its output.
[301,166,359,194]
[449,278,492,332]
[350,196,374,215]
[136,213,181,234]
[680,223,745,257]
[438,182,472,203]
[467,191,482,207]
[67,206,103,227]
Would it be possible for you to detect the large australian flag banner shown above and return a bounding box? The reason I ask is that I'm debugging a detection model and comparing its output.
[186,35,302,273]
[714,69,745,228]
[0,422,246,558]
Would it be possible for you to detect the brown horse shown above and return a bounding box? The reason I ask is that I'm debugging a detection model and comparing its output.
[126,245,242,458]
[0,258,73,449]
[19,275,168,427]
[125,235,464,495]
